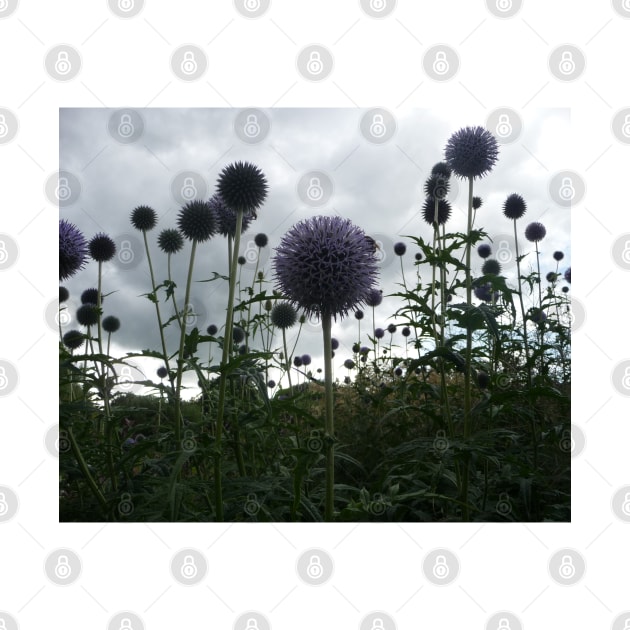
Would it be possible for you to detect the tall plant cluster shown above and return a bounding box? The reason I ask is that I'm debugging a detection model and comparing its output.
[59,130,571,523]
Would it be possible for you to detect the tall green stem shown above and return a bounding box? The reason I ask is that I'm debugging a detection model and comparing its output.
[322,312,335,521]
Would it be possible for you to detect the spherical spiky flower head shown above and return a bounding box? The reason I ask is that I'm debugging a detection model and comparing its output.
[273,215,379,320]
[62,329,85,350]
[102,315,120,333]
[255,233,268,248]
[387,323,396,334]
[301,354,312,366]
[293,355,303,367]
[81,288,102,305]
[267,379,276,388]
[444,126,499,180]
[402,326,410,337]
[238,255,246,265]
[59,286,69,303]
[89,233,116,263]
[473,282,495,302]
[525,221,546,242]
[394,242,407,256]
[431,161,452,178]
[424,173,450,200]
[216,161,268,214]
[355,309,364,320]
[472,196,483,210]
[331,337,339,350]
[415,252,423,261]
[482,259,502,276]
[177,200,217,243]
[76,303,99,327]
[422,197,452,225]
[59,219,88,281]
[207,324,218,336]
[529,308,547,324]
[553,250,564,261]
[344,359,355,370]
[271,301,298,329]
[477,243,491,259]
[232,326,245,344]
[564,267,571,284]
[365,288,383,307]
[157,366,168,379]
[503,193,527,220]
[209,193,254,238]
[375,327,384,339]
[546,271,559,282]
[158,228,184,254]
[131,205,157,232]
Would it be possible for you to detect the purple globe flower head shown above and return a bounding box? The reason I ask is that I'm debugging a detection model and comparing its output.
[177,199,217,243]
[387,323,397,334]
[238,255,246,265]
[301,354,312,366]
[562,285,569,293]
[89,232,116,263]
[267,379,276,388]
[431,161,452,178]
[158,228,184,254]
[401,326,410,337]
[216,161,268,214]
[553,250,564,261]
[472,196,483,210]
[131,205,157,232]
[394,367,403,377]
[422,197,452,226]
[444,126,499,180]
[157,366,168,379]
[352,342,361,354]
[374,327,384,339]
[209,193,254,238]
[81,288,102,305]
[271,301,298,329]
[503,193,527,220]
[482,259,502,276]
[546,271,558,282]
[360,346,369,355]
[59,219,88,281]
[207,324,218,336]
[62,329,85,350]
[344,376,351,385]
[59,286,69,303]
[331,337,339,350]
[254,233,268,248]
[293,355,303,367]
[232,326,245,344]
[344,359,355,370]
[525,221,546,243]
[424,173,450,200]
[76,303,99,327]
[473,282,494,302]
[529,308,547,324]
[477,243,491,259]
[355,309,364,320]
[564,267,571,284]
[238,344,247,355]
[415,252,423,261]
[394,242,407,256]
[273,215,379,321]
[102,315,120,333]
[365,288,383,307]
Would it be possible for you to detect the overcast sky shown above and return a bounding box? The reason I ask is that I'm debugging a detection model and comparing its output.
[59,108,571,398]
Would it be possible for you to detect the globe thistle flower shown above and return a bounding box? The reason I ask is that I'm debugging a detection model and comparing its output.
[267,379,276,388]
[271,302,298,329]
[473,282,495,302]
[158,228,184,254]
[503,193,526,220]
[331,338,339,350]
[81,288,102,305]
[207,324,218,336]
[477,244,491,259]
[564,267,571,284]
[365,288,383,307]
[424,173,450,200]
[394,242,407,256]
[344,376,351,385]
[238,344,247,355]
[415,252,423,262]
[431,161,452,178]
[131,205,157,232]
[401,326,410,337]
[553,251,564,261]
[374,327,385,339]
[62,329,85,350]
[59,219,88,281]
[529,308,547,323]
[301,354,312,366]
[89,232,116,262]
[177,200,217,243]
[482,259,502,276]
[209,193,254,238]
[387,323,397,334]
[394,367,403,377]
[562,285,569,293]
[157,366,168,379]
[344,359,355,370]
[422,197,452,225]
[444,126,499,180]
[237,255,246,266]
[472,196,483,210]
[293,355,303,367]
[59,286,69,303]
[76,303,99,327]
[273,215,379,320]
[102,315,120,333]
[232,326,245,344]
[525,222,546,243]
[355,309,364,320]
[255,233,268,248]
[546,271,558,282]
[352,342,361,354]
[360,346,369,355]
[216,161,268,214]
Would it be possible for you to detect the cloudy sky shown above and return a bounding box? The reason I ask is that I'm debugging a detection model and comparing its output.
[59,107,571,398]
